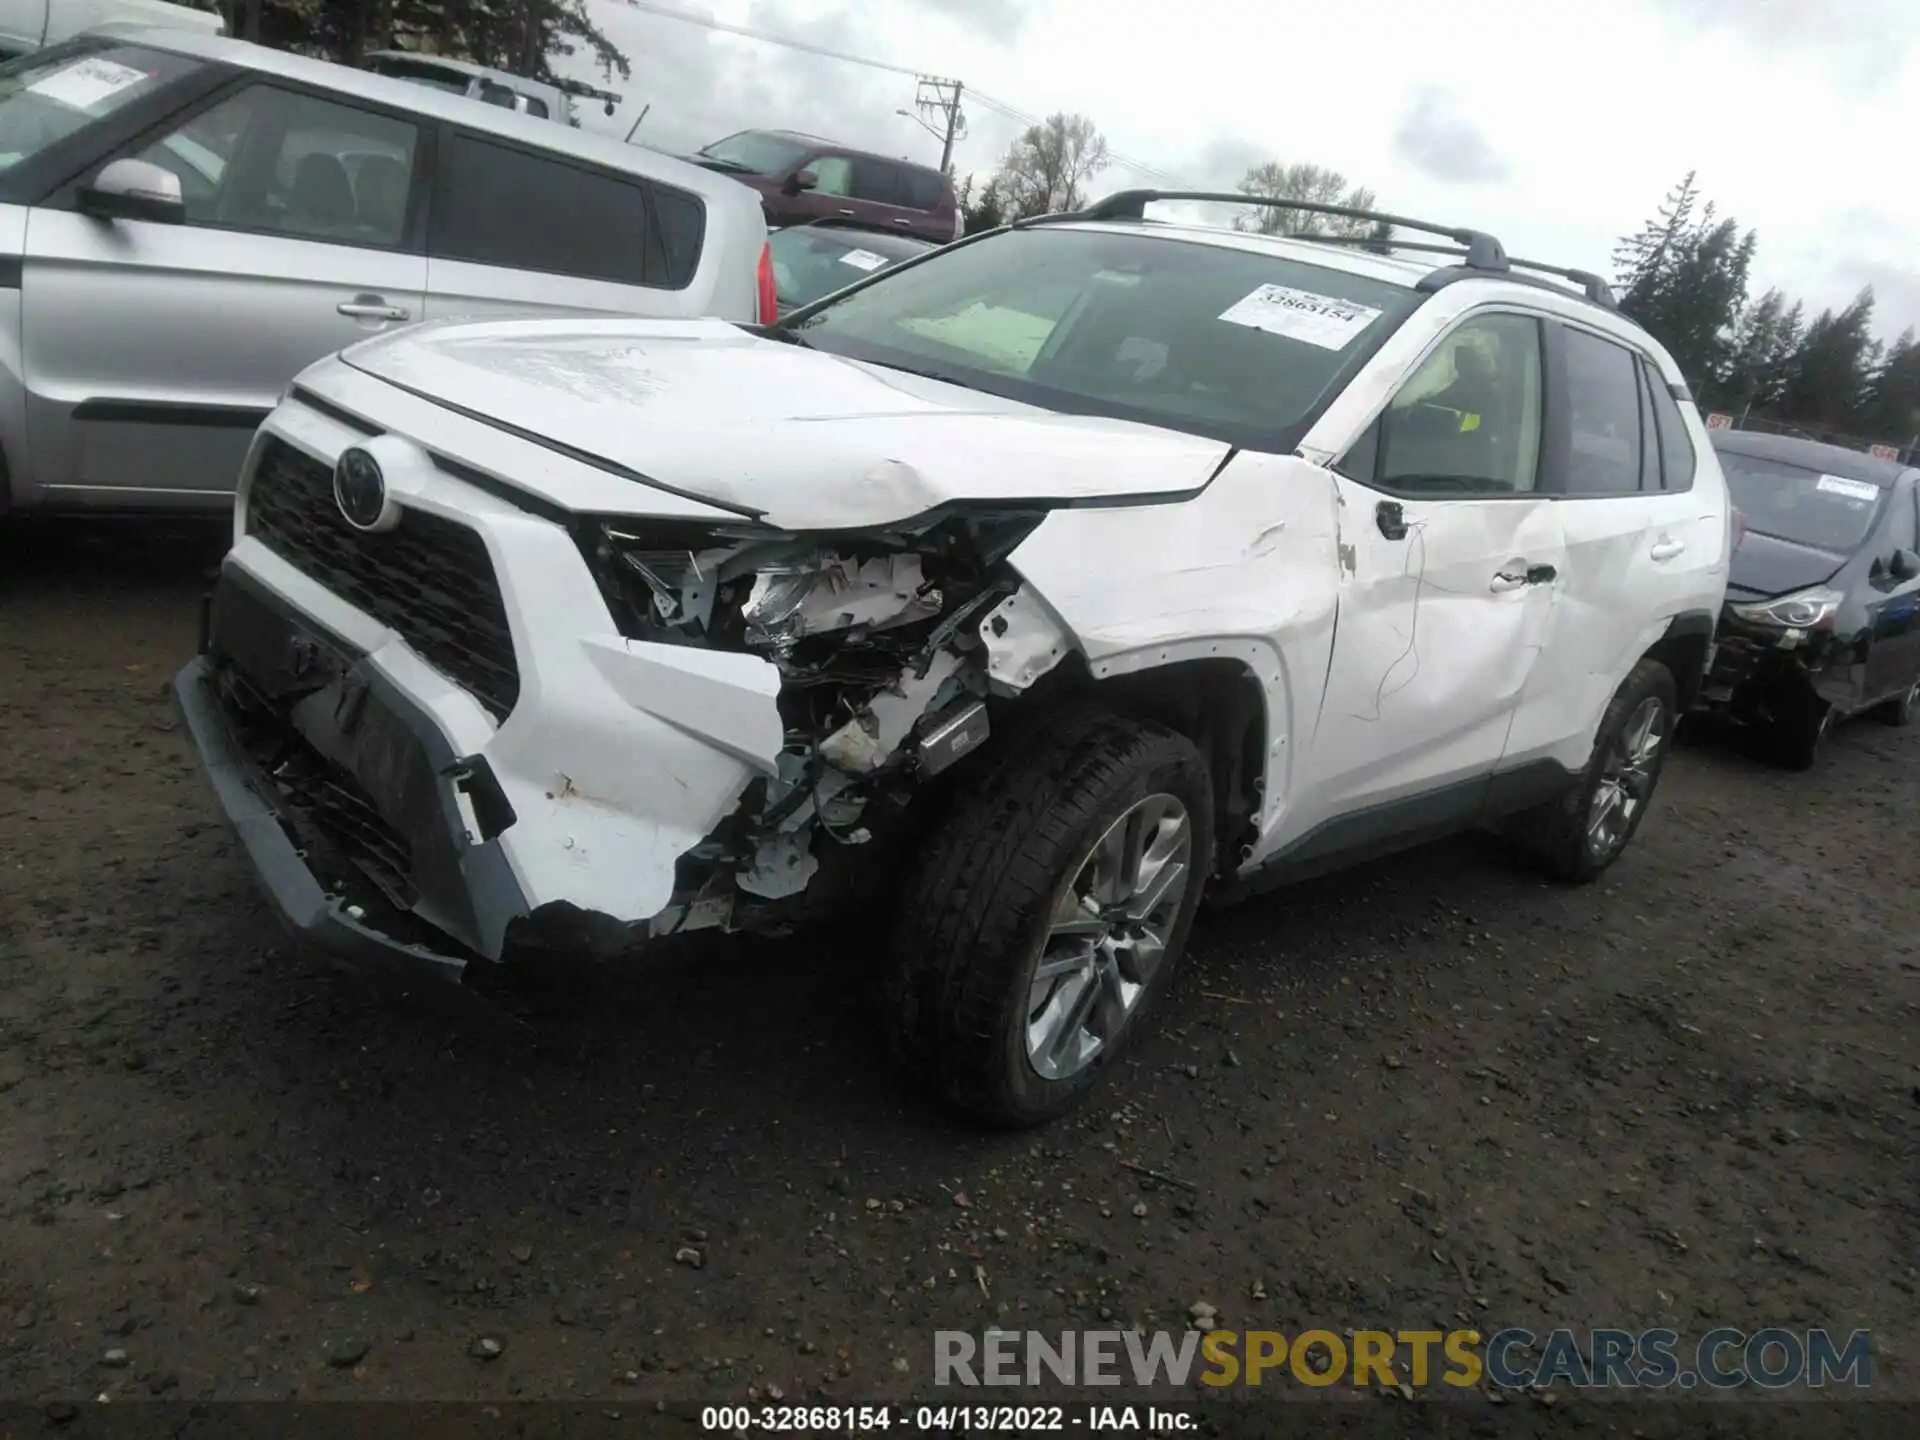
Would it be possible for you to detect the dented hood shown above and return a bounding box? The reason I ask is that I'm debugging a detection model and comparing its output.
[338,317,1231,529]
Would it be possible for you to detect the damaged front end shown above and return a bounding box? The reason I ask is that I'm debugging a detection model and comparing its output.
[558,506,1068,945]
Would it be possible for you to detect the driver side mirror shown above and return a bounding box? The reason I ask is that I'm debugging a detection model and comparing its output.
[1892,548,1920,582]
[77,158,185,225]
[784,168,818,196]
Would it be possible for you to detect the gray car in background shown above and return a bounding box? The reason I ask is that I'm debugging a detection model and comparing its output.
[0,26,769,516]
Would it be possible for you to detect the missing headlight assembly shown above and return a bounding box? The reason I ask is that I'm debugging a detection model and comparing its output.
[569,507,1063,935]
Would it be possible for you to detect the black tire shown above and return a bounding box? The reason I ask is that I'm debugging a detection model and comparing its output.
[1508,659,1677,883]
[1879,677,1920,728]
[1770,697,1833,770]
[883,708,1214,1127]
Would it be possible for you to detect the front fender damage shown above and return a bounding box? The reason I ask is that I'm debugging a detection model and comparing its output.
[514,509,1073,956]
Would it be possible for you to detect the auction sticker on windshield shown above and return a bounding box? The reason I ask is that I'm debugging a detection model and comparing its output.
[837,249,889,272]
[1219,284,1383,350]
[28,57,152,111]
[1816,474,1880,503]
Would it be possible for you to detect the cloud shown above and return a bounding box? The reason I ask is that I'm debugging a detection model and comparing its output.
[1392,88,1509,185]
[1643,0,1916,87]
[910,0,1036,39]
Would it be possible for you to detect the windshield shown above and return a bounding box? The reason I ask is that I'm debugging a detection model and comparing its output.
[699,130,809,174]
[785,226,1418,447]
[0,44,201,174]
[1720,452,1886,553]
[768,226,933,307]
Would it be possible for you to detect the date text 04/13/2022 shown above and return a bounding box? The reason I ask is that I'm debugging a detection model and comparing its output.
[699,1403,1196,1431]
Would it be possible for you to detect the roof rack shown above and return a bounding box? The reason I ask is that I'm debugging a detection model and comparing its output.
[1074,189,1511,272]
[1304,234,1619,310]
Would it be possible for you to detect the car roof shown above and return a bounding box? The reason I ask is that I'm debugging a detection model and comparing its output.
[783,220,935,251]
[363,49,562,96]
[88,26,741,199]
[1710,429,1911,488]
[751,127,944,177]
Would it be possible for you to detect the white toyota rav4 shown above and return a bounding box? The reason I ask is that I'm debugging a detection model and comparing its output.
[176,191,1732,1125]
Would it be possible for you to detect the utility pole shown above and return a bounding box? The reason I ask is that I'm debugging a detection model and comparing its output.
[908,76,965,175]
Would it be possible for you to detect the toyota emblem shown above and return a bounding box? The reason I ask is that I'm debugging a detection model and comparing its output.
[333,447,397,532]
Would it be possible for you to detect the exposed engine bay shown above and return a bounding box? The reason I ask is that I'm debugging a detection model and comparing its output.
[568,508,1068,940]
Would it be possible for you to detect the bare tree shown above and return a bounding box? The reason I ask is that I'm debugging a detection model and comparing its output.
[1235,161,1379,239]
[997,113,1110,219]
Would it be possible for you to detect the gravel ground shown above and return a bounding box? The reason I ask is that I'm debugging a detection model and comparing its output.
[2,521,1915,1416]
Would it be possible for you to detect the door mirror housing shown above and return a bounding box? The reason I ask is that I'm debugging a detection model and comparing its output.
[77,159,185,225]
[1892,548,1920,582]
[784,168,817,196]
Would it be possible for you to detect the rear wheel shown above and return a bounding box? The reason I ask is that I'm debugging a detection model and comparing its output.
[1508,659,1677,883]
[883,708,1213,1127]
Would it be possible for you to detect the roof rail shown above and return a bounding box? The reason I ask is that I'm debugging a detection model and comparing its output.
[1302,233,1619,310]
[1078,189,1510,272]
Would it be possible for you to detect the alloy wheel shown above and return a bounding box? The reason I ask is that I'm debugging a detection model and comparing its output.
[1587,697,1667,861]
[1025,793,1194,1081]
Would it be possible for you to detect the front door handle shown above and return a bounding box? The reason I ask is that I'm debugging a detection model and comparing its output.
[1491,564,1557,593]
[337,295,410,322]
[1650,537,1686,561]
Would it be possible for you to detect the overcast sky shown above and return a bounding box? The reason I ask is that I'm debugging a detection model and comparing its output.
[557,0,1919,340]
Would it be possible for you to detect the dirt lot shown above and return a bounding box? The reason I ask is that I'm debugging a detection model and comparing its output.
[2,521,1916,1416]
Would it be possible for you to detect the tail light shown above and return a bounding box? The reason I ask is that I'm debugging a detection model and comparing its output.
[1731,507,1749,550]
[951,207,963,243]
[755,242,777,324]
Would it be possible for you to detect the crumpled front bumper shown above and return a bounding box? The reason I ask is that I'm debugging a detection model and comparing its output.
[174,648,478,981]
[176,547,786,977]
[1700,610,1851,716]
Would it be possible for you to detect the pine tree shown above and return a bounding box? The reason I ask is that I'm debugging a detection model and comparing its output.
[1612,172,1700,300]
[1864,330,1920,446]
[1780,289,1879,431]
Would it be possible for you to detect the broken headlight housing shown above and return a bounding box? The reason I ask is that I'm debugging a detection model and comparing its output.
[572,509,1051,653]
[1728,586,1843,632]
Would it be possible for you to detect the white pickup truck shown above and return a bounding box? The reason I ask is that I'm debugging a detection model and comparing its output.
[0,0,223,59]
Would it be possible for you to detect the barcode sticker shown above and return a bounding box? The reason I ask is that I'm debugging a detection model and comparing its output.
[28,57,151,110]
[1816,474,1879,503]
[1218,284,1383,350]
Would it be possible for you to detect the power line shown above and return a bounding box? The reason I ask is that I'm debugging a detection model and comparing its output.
[611,0,1194,185]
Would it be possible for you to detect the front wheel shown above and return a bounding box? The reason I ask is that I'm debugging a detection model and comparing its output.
[1508,659,1677,883]
[1770,698,1833,770]
[884,709,1214,1127]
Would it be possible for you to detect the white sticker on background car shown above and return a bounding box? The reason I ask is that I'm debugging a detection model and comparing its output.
[837,249,889,272]
[1816,474,1879,503]
[1217,284,1383,350]
[27,57,152,111]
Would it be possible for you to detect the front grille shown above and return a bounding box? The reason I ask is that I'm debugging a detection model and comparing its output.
[246,437,520,720]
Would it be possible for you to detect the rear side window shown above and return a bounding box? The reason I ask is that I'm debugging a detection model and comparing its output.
[1644,362,1696,492]
[1562,327,1644,496]
[899,167,944,211]
[850,156,900,205]
[1633,361,1661,491]
[431,132,702,289]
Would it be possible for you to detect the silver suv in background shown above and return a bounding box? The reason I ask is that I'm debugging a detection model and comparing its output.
[0,27,769,516]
